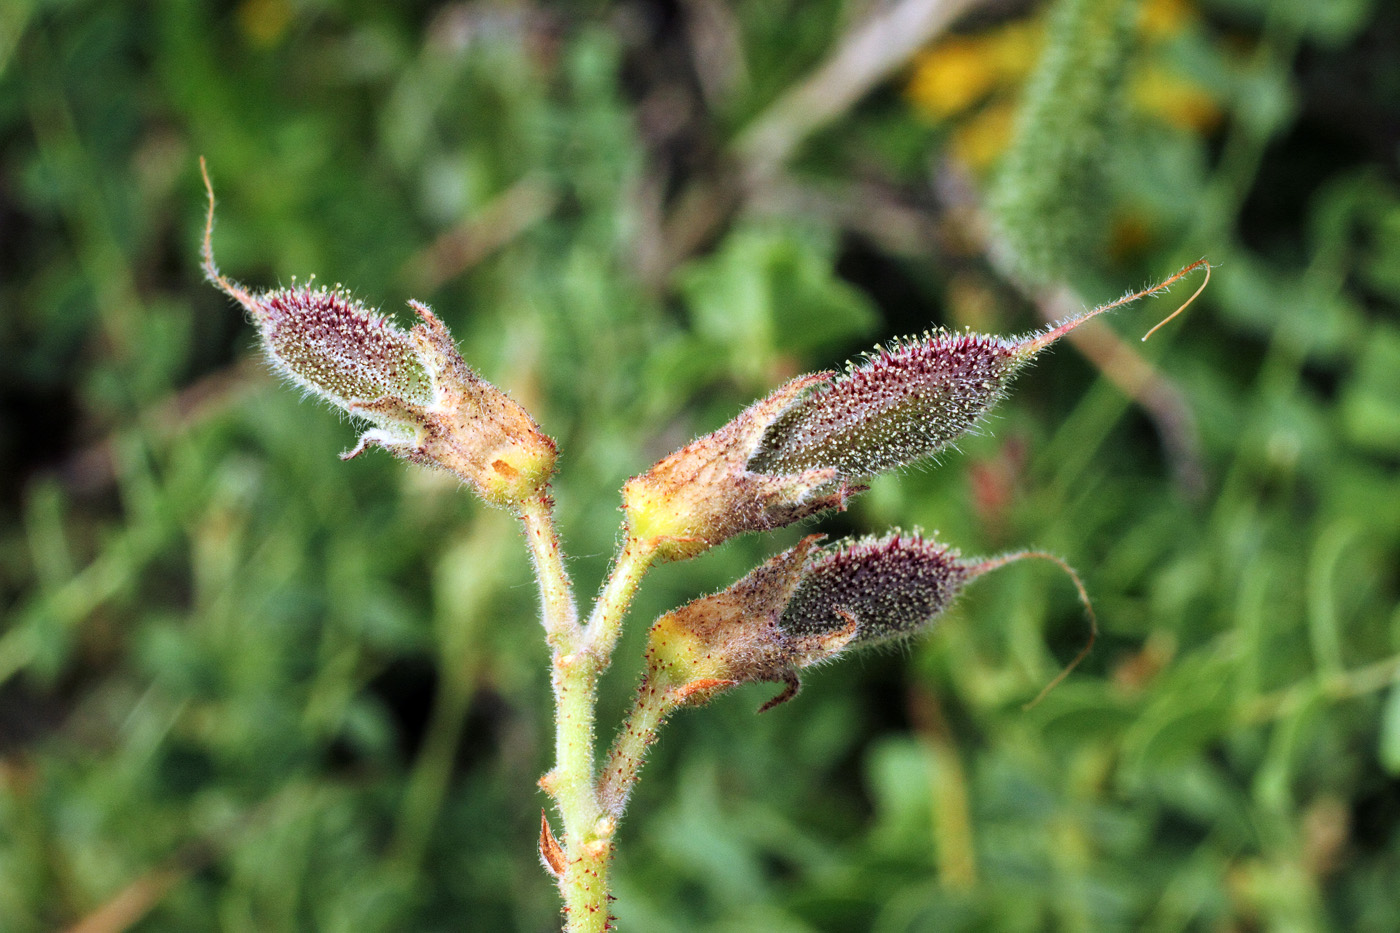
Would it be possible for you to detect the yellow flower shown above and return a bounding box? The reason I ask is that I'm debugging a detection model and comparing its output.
[907,0,1221,168]
[1133,66,1224,132]
[906,22,1039,120]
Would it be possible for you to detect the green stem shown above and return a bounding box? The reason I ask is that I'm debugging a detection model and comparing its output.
[518,490,580,650]
[550,535,661,930]
[526,517,660,930]
[597,677,675,821]
[583,534,657,662]
[514,491,607,929]
[551,646,611,932]
[560,837,612,933]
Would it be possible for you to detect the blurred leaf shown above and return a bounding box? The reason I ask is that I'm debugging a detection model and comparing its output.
[678,224,878,384]
[1340,325,1400,454]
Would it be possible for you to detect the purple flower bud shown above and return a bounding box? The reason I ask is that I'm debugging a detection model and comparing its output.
[640,530,1093,713]
[752,259,1212,481]
[751,331,1026,478]
[201,161,556,506]
[642,531,976,712]
[780,531,976,647]
[625,260,1210,559]
[254,284,432,417]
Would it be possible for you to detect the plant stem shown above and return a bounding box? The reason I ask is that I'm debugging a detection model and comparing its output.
[597,677,674,820]
[548,535,661,930]
[552,645,611,932]
[514,491,604,929]
[583,534,658,661]
[522,515,662,929]
[518,490,580,650]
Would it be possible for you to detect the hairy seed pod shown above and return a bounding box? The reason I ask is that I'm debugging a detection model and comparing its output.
[752,331,1027,478]
[201,161,555,507]
[781,530,975,647]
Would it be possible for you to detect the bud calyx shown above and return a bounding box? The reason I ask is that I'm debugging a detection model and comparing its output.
[201,163,555,507]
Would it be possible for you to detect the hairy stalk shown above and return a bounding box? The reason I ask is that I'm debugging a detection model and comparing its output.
[515,492,614,930]
[535,528,658,930]
[550,646,611,933]
[597,679,673,820]
[518,491,581,649]
[583,536,659,661]
[555,535,662,930]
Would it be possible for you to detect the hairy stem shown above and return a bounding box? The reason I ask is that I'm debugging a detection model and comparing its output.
[597,678,674,821]
[583,535,658,661]
[515,491,611,930]
[535,527,659,930]
[518,491,580,650]
[551,647,611,932]
[561,836,612,933]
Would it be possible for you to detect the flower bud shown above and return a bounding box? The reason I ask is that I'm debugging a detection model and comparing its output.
[623,260,1207,560]
[624,328,1023,561]
[641,530,1012,712]
[622,374,860,562]
[780,530,976,648]
[750,330,1029,479]
[201,162,554,507]
[642,536,856,710]
[751,259,1211,482]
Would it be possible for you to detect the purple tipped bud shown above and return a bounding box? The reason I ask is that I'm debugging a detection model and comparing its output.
[624,260,1210,557]
[643,536,857,709]
[752,260,1213,481]
[201,161,555,507]
[641,530,1090,713]
[255,285,432,415]
[781,531,976,648]
[751,332,1026,478]
[623,374,861,562]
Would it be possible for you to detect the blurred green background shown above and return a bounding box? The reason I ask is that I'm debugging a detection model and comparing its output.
[2,0,1398,930]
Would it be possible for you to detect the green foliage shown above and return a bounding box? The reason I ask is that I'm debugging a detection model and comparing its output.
[678,224,879,386]
[988,0,1139,289]
[2,1,1399,931]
